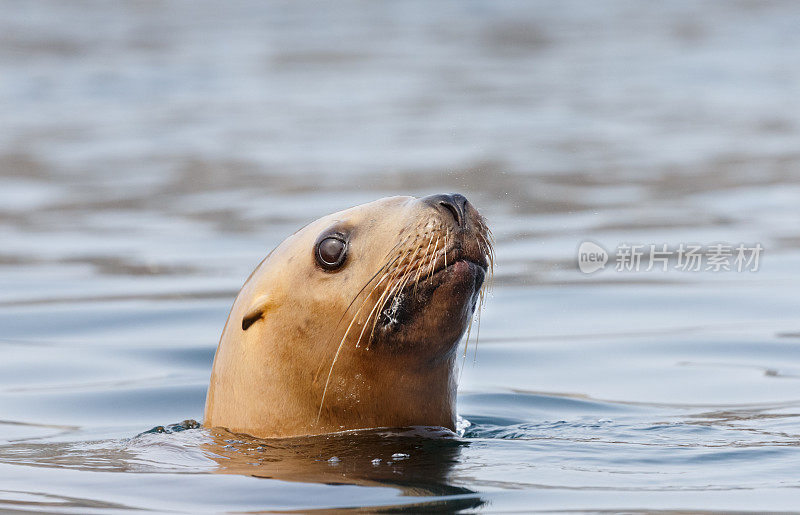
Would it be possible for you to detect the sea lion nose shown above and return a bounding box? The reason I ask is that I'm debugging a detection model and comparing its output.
[421,193,469,228]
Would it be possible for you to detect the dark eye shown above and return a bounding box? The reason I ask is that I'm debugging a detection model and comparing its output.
[316,236,347,270]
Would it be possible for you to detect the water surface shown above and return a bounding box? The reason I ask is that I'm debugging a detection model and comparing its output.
[1,1,799,512]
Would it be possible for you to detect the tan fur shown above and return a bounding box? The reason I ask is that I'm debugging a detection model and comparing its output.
[204,195,490,438]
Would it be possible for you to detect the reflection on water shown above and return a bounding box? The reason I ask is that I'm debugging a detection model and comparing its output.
[1,0,800,512]
[2,424,481,511]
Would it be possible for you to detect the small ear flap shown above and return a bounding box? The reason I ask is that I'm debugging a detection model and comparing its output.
[241,295,272,331]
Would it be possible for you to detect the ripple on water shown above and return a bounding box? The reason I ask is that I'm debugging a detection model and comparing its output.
[2,0,800,511]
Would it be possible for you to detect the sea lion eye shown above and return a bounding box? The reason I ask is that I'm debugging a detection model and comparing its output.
[316,236,347,270]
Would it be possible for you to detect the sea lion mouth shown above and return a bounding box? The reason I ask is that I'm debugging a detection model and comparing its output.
[375,241,488,336]
[428,242,489,279]
[421,257,487,303]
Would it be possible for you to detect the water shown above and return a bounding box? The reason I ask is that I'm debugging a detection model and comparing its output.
[1,0,800,512]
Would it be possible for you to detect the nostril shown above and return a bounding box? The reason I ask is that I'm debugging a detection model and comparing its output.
[451,193,468,212]
[420,193,470,228]
[439,200,462,226]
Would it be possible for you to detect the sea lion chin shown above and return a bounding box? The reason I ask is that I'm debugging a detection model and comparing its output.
[203,193,494,438]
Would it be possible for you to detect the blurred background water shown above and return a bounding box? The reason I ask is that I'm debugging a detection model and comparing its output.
[1,0,799,512]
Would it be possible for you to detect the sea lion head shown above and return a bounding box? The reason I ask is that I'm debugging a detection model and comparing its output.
[204,194,493,438]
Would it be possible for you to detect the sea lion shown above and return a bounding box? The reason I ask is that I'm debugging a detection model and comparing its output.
[204,194,493,438]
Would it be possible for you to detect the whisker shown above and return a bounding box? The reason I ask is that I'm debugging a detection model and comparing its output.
[443,228,448,270]
[366,262,414,349]
[314,238,415,423]
[358,259,412,349]
[459,309,475,383]
[351,268,401,349]
[413,233,435,295]
[329,236,410,335]
[477,230,495,291]
[427,236,440,282]
[362,242,420,350]
[317,272,411,423]
[312,246,408,382]
[473,288,485,365]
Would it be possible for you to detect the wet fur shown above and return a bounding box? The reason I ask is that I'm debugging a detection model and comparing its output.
[204,196,493,438]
